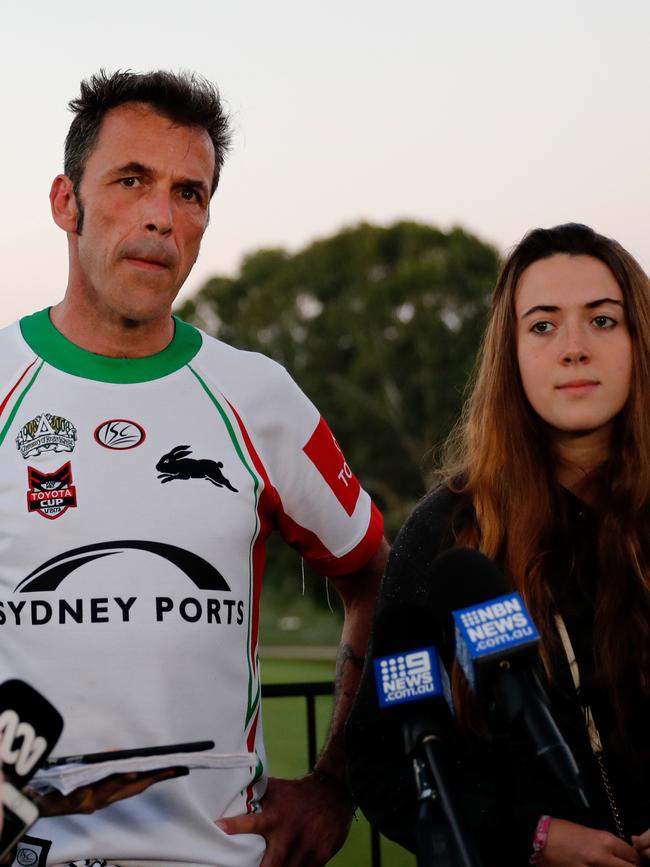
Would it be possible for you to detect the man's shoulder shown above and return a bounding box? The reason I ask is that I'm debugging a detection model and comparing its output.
[193,325,288,381]
[191,325,311,410]
[0,318,35,370]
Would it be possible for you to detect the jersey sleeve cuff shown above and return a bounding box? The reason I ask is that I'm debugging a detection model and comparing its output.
[307,502,385,577]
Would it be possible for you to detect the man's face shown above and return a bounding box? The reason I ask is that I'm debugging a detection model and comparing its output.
[69,103,215,323]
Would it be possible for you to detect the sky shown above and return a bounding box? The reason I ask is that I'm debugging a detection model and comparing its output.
[1,0,648,327]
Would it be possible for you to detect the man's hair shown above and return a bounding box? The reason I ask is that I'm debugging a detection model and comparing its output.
[64,69,231,197]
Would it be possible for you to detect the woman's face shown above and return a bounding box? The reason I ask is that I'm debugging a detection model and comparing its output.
[515,254,632,442]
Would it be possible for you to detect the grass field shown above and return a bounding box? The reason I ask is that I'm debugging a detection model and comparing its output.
[260,656,415,867]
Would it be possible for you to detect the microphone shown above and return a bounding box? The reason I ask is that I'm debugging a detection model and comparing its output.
[373,604,454,750]
[0,679,64,855]
[431,548,589,810]
[0,680,64,787]
[372,604,484,867]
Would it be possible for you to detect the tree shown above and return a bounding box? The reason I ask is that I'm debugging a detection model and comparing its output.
[180,221,498,522]
[178,221,499,598]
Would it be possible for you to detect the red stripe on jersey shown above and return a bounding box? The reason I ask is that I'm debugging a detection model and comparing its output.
[273,499,384,576]
[245,707,261,813]
[303,418,361,517]
[0,359,38,421]
[226,400,278,681]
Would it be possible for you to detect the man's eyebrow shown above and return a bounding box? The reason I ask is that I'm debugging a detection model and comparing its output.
[108,161,153,177]
[521,298,624,318]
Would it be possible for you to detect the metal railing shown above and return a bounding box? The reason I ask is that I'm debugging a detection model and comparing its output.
[262,680,382,867]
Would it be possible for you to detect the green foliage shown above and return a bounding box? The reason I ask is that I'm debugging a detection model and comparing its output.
[178,221,499,594]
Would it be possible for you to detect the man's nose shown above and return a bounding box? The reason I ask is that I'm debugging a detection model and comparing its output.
[143,190,173,235]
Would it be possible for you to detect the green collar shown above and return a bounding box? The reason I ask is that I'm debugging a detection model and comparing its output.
[20,308,202,383]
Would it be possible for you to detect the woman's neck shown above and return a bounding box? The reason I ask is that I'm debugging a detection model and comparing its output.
[552,426,612,503]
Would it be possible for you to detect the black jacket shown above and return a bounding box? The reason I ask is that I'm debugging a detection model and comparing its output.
[346,487,650,865]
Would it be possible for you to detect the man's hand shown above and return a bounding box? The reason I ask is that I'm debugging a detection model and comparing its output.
[26,766,188,817]
[216,772,354,867]
[544,818,641,866]
[215,538,388,866]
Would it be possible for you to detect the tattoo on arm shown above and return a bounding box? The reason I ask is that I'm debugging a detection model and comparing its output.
[334,643,365,699]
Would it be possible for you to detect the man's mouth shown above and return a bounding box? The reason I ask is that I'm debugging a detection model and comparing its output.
[124,257,169,271]
[120,243,176,271]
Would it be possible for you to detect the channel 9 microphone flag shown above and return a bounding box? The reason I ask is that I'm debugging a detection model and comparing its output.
[432,548,588,809]
[372,604,484,867]
[374,643,451,712]
[0,679,64,855]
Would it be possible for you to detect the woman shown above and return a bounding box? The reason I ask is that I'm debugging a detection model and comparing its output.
[347,223,650,866]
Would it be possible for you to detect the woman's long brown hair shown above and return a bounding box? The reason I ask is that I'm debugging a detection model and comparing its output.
[441,223,650,738]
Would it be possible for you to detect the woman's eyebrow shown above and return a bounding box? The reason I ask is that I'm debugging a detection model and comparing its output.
[521,304,559,319]
[584,297,624,310]
[521,298,624,318]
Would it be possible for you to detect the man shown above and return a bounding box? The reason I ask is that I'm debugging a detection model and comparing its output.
[0,71,387,866]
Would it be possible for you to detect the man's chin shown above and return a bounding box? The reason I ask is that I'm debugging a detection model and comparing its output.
[109,283,182,323]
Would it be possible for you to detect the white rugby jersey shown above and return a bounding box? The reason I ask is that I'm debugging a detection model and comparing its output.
[0,309,383,867]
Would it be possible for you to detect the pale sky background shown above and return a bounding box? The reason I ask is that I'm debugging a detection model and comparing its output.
[1,0,647,327]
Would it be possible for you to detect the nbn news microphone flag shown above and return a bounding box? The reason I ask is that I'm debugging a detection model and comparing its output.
[453,592,539,691]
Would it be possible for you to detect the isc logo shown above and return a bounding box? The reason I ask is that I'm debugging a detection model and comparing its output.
[374,647,441,708]
[0,709,47,778]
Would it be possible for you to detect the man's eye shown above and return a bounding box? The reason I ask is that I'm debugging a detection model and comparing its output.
[119,177,140,188]
[593,315,616,328]
[180,187,200,202]
[531,321,555,334]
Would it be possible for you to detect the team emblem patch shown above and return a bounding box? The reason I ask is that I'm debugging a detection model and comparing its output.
[94,419,146,450]
[11,834,51,867]
[26,463,77,520]
[156,445,238,491]
[16,413,77,459]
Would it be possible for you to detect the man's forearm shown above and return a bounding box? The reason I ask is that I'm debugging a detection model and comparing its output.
[314,539,389,784]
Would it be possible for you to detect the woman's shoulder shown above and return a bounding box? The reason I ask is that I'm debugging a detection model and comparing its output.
[393,484,470,557]
[379,485,472,604]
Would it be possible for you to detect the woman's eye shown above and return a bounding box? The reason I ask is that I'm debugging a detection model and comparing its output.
[531,321,555,334]
[593,315,616,328]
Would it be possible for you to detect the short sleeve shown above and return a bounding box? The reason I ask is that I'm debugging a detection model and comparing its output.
[230,359,383,575]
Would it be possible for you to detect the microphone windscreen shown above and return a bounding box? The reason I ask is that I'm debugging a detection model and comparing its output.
[0,679,64,785]
[372,601,443,660]
[431,548,509,611]
[428,547,510,664]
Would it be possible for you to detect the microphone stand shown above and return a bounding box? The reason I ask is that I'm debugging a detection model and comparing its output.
[407,729,485,867]
[412,754,455,867]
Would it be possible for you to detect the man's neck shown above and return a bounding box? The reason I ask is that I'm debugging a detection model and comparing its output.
[50,297,175,359]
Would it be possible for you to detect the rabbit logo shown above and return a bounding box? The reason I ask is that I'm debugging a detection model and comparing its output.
[156,446,238,492]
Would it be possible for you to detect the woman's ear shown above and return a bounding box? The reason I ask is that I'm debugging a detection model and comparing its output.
[50,175,79,233]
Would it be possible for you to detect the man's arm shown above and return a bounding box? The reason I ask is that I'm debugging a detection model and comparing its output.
[313,537,389,786]
[217,538,389,867]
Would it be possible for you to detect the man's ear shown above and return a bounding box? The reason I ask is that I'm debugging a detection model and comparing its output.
[50,175,79,233]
